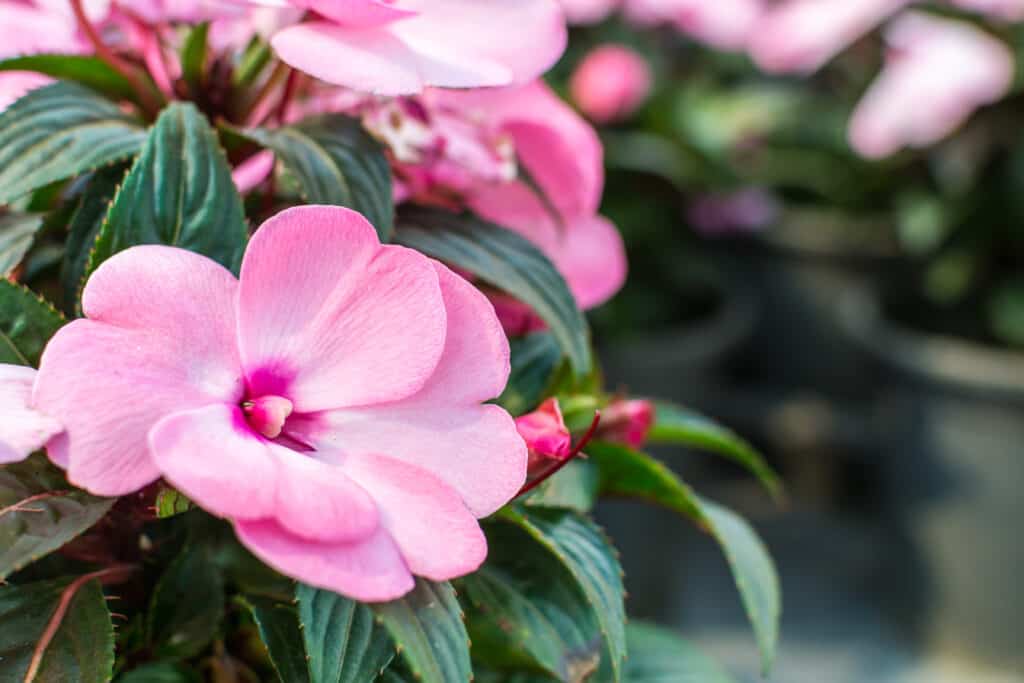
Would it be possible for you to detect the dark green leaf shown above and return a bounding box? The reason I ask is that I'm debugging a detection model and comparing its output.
[594,622,736,683]
[0,81,145,203]
[0,576,114,682]
[238,595,310,683]
[60,165,126,314]
[0,280,64,366]
[497,332,563,416]
[700,499,780,676]
[294,583,395,683]
[0,456,113,581]
[498,509,625,681]
[395,207,591,375]
[371,579,472,683]
[88,102,247,276]
[0,55,137,103]
[459,521,603,683]
[648,402,781,499]
[0,213,43,276]
[180,23,210,93]
[118,663,202,683]
[147,540,225,659]
[585,443,780,674]
[524,461,600,514]
[154,488,192,518]
[234,114,393,240]
[232,37,272,88]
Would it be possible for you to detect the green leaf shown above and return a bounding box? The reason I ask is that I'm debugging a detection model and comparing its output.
[154,487,192,518]
[459,523,604,682]
[0,576,114,682]
[294,583,396,683]
[497,508,626,681]
[371,579,472,683]
[395,207,591,375]
[238,595,311,683]
[60,166,126,314]
[180,23,210,93]
[648,402,781,499]
[147,540,225,659]
[585,442,780,674]
[0,456,113,581]
[118,663,202,683]
[497,332,563,416]
[524,461,600,514]
[594,622,736,683]
[0,55,138,103]
[700,499,780,676]
[234,114,393,240]
[232,37,272,88]
[88,102,248,276]
[0,280,64,366]
[0,81,145,203]
[0,212,43,276]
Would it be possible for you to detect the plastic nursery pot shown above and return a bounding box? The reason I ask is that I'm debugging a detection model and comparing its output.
[597,276,756,407]
[840,285,1024,674]
[721,215,902,401]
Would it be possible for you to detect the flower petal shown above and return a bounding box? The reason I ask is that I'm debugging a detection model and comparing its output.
[238,205,446,411]
[290,263,526,517]
[343,452,487,581]
[0,365,62,464]
[235,519,414,601]
[34,247,243,496]
[149,404,278,520]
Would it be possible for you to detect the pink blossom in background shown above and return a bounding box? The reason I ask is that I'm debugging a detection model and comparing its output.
[749,0,911,74]
[558,0,619,25]
[848,12,1014,159]
[596,399,653,448]
[33,205,526,601]
[515,397,572,471]
[0,365,62,464]
[623,0,763,50]
[688,187,780,236]
[570,44,652,124]
[264,0,568,94]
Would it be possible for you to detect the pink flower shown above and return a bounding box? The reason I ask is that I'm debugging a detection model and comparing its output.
[558,0,619,25]
[33,205,526,601]
[570,44,652,124]
[848,12,1013,159]
[264,0,568,95]
[596,399,653,449]
[749,0,911,74]
[515,398,572,472]
[625,0,763,50]
[0,365,62,464]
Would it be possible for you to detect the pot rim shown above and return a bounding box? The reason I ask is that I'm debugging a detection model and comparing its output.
[839,285,1024,400]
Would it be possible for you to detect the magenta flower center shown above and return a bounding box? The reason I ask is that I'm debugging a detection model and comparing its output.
[243,395,294,439]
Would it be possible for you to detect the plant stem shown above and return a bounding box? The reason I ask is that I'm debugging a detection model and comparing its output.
[243,60,289,126]
[275,68,300,124]
[69,0,162,117]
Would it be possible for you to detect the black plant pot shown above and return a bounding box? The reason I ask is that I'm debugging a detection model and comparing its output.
[840,285,1024,673]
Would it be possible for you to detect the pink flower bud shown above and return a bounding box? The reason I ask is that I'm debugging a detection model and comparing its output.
[596,399,654,448]
[515,398,573,473]
[570,44,652,124]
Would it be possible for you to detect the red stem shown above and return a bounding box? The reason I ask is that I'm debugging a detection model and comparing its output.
[69,0,162,116]
[0,491,69,519]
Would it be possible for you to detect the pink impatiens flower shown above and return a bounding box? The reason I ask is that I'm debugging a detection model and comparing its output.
[596,399,654,449]
[264,0,568,95]
[515,397,572,469]
[33,205,527,601]
[0,365,62,464]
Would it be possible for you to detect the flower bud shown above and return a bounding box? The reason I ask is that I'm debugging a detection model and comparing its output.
[570,44,652,124]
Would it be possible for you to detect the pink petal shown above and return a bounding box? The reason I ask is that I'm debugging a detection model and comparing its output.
[238,205,446,412]
[34,248,243,496]
[232,150,275,194]
[272,449,379,543]
[289,264,527,517]
[343,452,486,580]
[235,519,415,601]
[148,404,278,521]
[441,81,603,221]
[271,22,509,95]
[0,365,62,464]
[291,0,415,26]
